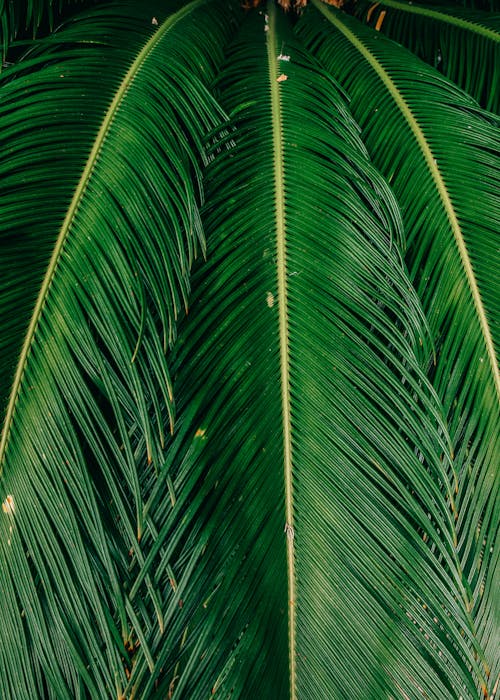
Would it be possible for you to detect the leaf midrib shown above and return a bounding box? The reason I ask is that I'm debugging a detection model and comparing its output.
[266,4,296,697]
[313,0,500,407]
[0,0,205,468]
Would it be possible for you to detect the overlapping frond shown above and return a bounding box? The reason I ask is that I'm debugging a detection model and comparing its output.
[404,0,500,13]
[136,3,490,697]
[356,0,500,113]
[298,2,500,691]
[0,0,498,697]
[0,0,97,64]
[0,1,239,696]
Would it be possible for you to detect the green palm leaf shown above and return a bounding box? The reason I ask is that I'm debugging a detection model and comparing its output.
[0,0,498,697]
[0,1,238,696]
[152,5,485,698]
[395,0,500,14]
[0,0,96,64]
[298,0,499,689]
[356,0,500,113]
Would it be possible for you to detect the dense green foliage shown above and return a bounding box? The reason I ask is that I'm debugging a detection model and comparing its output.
[0,0,498,698]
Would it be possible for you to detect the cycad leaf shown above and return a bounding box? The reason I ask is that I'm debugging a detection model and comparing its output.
[0,1,238,696]
[357,0,500,114]
[297,1,499,690]
[0,0,96,64]
[1,1,498,697]
[152,5,483,698]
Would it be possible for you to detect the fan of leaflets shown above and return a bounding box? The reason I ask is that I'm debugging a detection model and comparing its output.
[0,1,498,698]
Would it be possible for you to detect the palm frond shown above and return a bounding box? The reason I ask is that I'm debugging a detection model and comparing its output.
[298,2,500,691]
[142,5,489,697]
[356,0,500,114]
[0,0,98,65]
[406,0,500,12]
[1,0,498,697]
[0,1,239,696]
